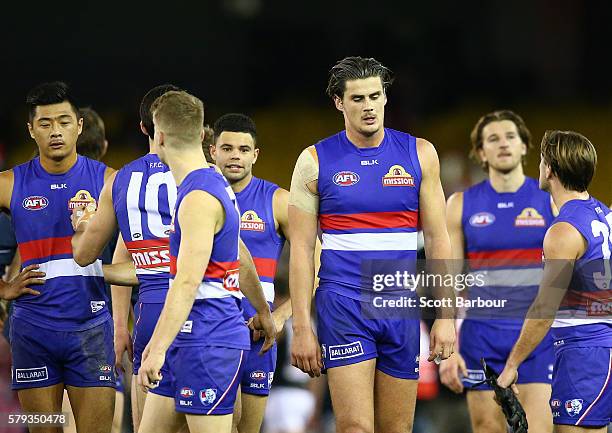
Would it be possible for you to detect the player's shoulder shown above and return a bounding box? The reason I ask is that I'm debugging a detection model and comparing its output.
[80,154,108,170]
[253,176,281,192]
[118,153,162,174]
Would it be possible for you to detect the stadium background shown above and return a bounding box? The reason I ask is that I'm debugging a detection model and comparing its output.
[1,1,611,432]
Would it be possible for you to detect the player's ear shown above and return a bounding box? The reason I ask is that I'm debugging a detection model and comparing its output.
[27,122,35,139]
[521,142,527,156]
[478,147,487,165]
[253,147,260,165]
[334,95,344,112]
[209,144,217,162]
[77,117,83,135]
[140,121,149,138]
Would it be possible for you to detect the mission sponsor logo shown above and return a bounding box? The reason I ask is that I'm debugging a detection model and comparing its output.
[68,189,97,211]
[514,207,546,227]
[130,246,171,270]
[469,212,495,227]
[382,165,414,187]
[333,171,360,187]
[241,210,265,232]
[23,196,49,211]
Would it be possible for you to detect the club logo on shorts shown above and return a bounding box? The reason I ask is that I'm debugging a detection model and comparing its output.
[333,171,360,187]
[180,387,195,398]
[565,399,583,417]
[328,341,364,361]
[223,268,240,292]
[241,210,265,232]
[199,388,217,406]
[68,190,97,211]
[469,212,495,227]
[15,366,48,383]
[90,301,106,313]
[250,370,266,381]
[180,321,193,333]
[22,196,49,211]
[514,207,546,227]
[382,165,414,187]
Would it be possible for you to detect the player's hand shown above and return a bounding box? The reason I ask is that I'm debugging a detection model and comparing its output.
[71,204,96,232]
[114,325,133,375]
[249,309,287,342]
[249,310,277,355]
[291,326,322,378]
[439,352,468,393]
[497,364,520,395]
[137,344,165,392]
[428,319,455,362]
[0,264,44,300]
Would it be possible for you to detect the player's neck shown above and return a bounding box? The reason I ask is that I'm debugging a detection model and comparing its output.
[148,138,157,155]
[550,183,590,210]
[230,172,253,193]
[166,148,208,186]
[39,152,78,175]
[488,166,525,193]
[345,127,384,149]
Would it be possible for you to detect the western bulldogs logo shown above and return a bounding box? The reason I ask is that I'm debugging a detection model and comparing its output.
[333,171,360,187]
[469,212,495,227]
[565,399,583,417]
[23,196,49,211]
[223,268,240,292]
[199,388,217,406]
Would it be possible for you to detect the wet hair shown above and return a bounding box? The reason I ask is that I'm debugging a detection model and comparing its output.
[326,56,394,99]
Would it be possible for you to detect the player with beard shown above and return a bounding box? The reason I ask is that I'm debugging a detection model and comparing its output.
[499,130,611,432]
[0,82,115,433]
[440,110,555,433]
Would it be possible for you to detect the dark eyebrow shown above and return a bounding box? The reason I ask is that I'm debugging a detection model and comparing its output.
[37,114,73,122]
[369,91,381,97]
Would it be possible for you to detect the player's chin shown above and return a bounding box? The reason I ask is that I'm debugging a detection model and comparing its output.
[359,123,381,137]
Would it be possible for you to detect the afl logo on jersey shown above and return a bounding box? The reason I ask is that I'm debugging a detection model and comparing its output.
[382,165,414,187]
[22,196,49,211]
[333,171,360,187]
[68,189,97,211]
[469,212,495,227]
[514,207,546,227]
[241,210,265,232]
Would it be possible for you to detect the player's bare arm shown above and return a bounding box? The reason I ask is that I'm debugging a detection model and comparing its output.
[416,137,456,361]
[0,170,45,300]
[111,234,135,374]
[72,171,119,265]
[439,191,469,393]
[138,190,220,390]
[497,222,585,390]
[288,146,322,377]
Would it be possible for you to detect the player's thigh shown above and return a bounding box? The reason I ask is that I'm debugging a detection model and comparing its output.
[66,385,115,433]
[373,369,418,433]
[516,383,552,433]
[232,389,242,433]
[238,393,268,433]
[138,392,186,433]
[17,384,64,433]
[465,390,507,433]
[327,358,376,433]
[131,378,148,432]
[111,391,124,433]
[186,413,233,433]
[554,426,607,433]
[61,390,76,433]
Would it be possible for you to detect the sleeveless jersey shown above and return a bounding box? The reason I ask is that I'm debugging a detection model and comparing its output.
[113,153,176,303]
[462,178,553,326]
[551,197,612,347]
[170,168,249,348]
[235,176,285,303]
[10,156,109,331]
[316,128,421,300]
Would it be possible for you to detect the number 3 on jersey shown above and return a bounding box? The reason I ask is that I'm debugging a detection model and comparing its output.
[591,212,612,289]
[126,171,177,239]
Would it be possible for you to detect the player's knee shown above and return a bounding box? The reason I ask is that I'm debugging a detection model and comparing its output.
[336,419,374,433]
[471,417,506,433]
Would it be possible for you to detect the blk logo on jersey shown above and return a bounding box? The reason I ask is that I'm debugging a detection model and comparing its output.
[241,210,265,232]
[68,189,97,211]
[514,207,546,227]
[333,171,360,186]
[22,196,49,211]
[382,165,414,187]
[223,268,240,291]
[199,388,217,405]
[50,183,67,190]
[565,399,583,417]
[469,212,495,227]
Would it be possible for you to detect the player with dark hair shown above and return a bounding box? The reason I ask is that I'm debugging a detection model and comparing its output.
[211,113,319,433]
[499,131,611,432]
[77,107,108,161]
[288,56,455,433]
[441,110,554,433]
[137,91,275,433]
[0,81,116,433]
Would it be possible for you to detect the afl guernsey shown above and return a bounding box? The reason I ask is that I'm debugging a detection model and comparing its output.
[10,156,109,331]
[462,178,554,326]
[113,153,175,303]
[170,168,249,349]
[316,128,421,300]
[551,197,612,347]
[235,176,285,303]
